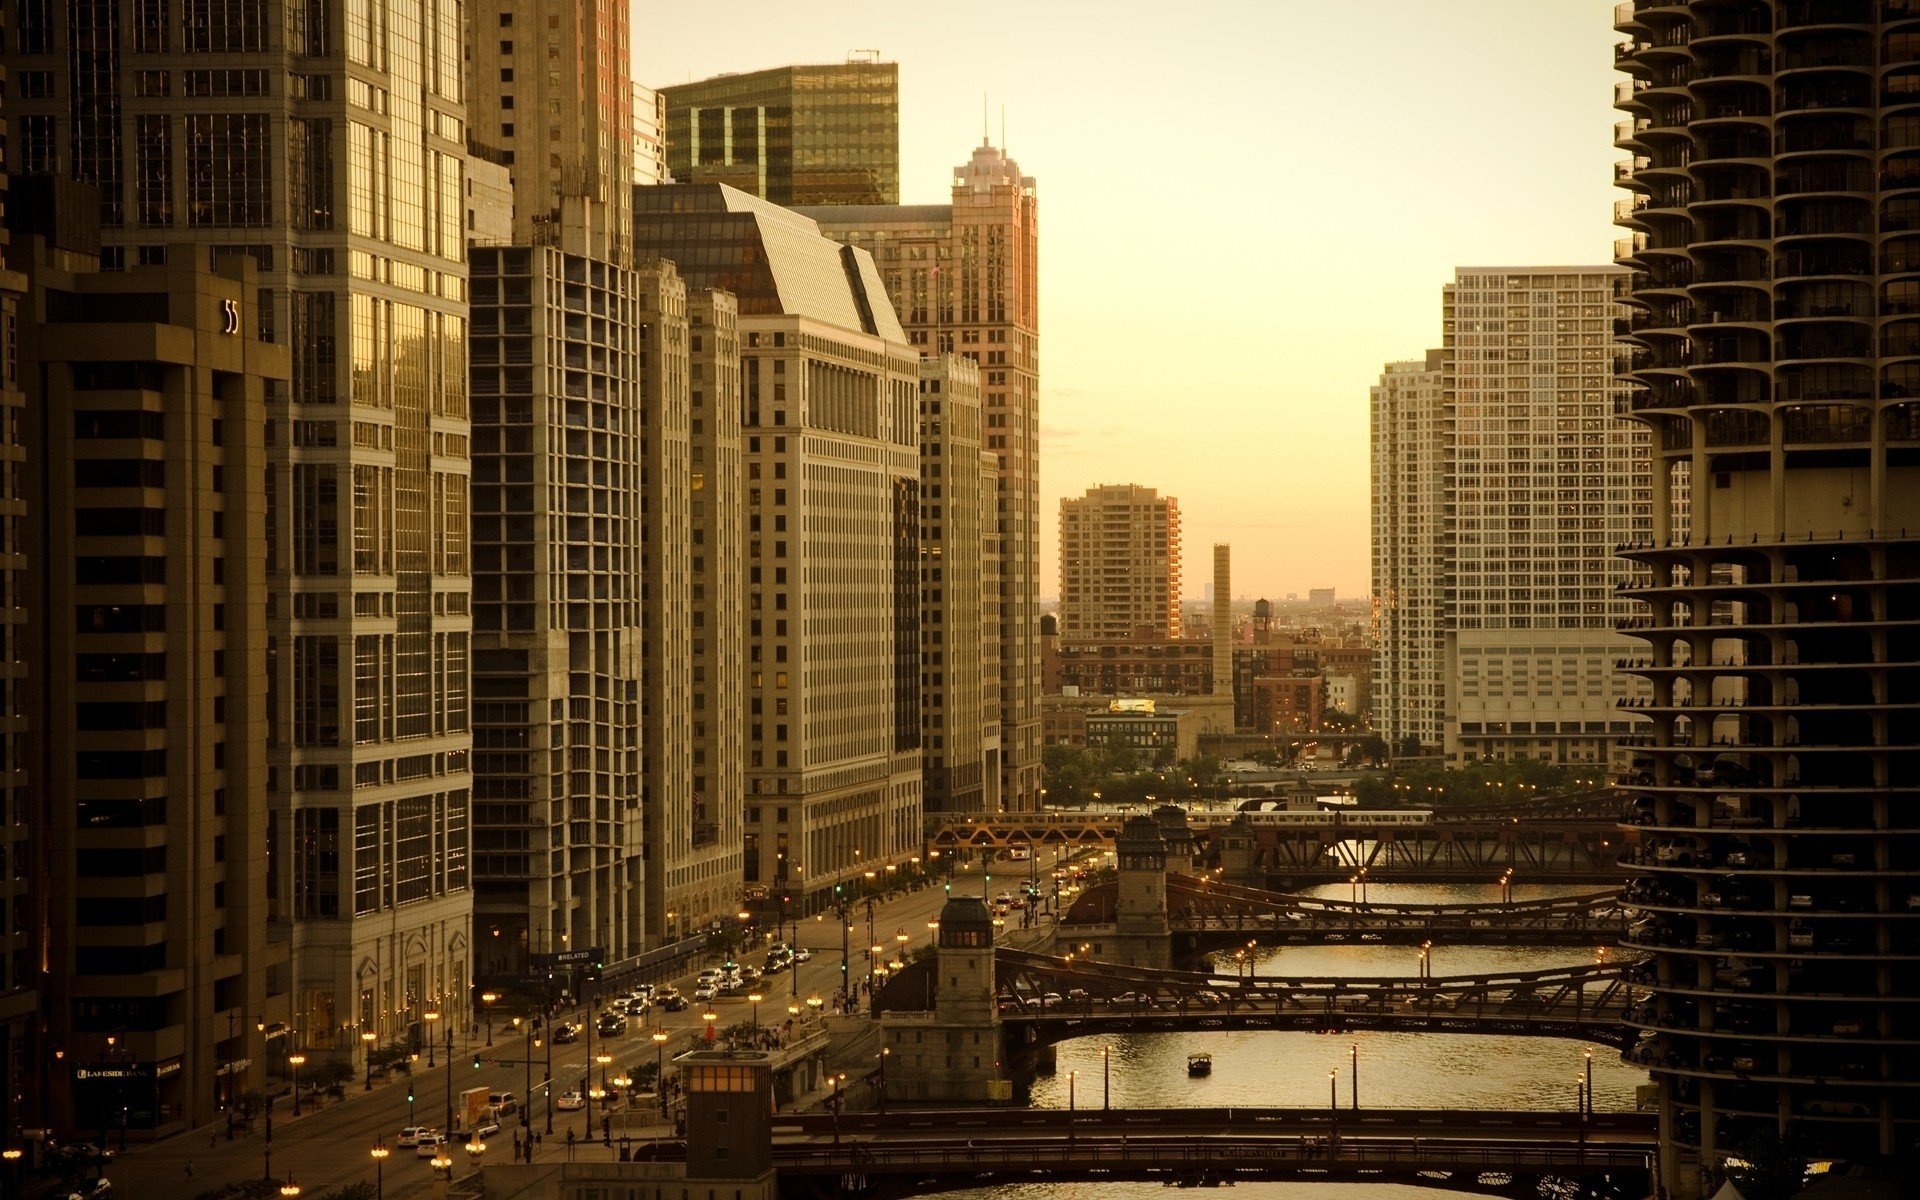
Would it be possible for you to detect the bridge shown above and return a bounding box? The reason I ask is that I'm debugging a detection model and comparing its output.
[1062,874,1628,949]
[751,1108,1655,1199]
[876,947,1639,1049]
[932,804,1632,885]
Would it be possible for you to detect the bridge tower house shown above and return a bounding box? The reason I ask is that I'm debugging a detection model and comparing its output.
[881,896,1010,1103]
[1109,814,1173,969]
[1153,804,1198,875]
[1217,813,1260,886]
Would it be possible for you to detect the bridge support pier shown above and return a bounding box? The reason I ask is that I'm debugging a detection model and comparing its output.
[1217,814,1260,886]
[879,896,1011,1103]
[1102,815,1172,971]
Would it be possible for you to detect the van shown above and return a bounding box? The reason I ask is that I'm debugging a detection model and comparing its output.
[487,1092,517,1116]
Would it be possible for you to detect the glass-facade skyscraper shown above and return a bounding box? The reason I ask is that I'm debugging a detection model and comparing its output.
[660,61,901,206]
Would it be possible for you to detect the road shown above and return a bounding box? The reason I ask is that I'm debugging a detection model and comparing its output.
[87,847,1084,1200]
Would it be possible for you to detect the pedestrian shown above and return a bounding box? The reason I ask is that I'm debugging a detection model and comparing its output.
[185,1160,196,1180]
[209,1132,217,1150]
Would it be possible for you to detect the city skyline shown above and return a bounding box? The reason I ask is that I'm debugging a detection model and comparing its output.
[633,1,1625,599]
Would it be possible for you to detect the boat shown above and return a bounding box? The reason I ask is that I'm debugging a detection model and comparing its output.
[1186,1052,1213,1077]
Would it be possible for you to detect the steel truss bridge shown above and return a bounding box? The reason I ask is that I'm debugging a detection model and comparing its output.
[630,1108,1654,1200]
[876,948,1639,1048]
[931,808,1632,884]
[1061,875,1629,947]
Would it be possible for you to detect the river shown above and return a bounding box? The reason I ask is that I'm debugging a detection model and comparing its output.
[945,881,1647,1200]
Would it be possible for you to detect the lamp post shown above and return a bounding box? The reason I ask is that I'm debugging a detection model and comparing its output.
[877,1047,889,1112]
[830,1073,845,1145]
[1067,1070,1077,1143]
[481,993,498,1047]
[280,1179,301,1198]
[1583,1049,1594,1117]
[288,1053,306,1117]
[1101,1045,1111,1111]
[370,1142,389,1200]
[429,1150,452,1182]
[703,1011,717,1044]
[652,1029,670,1117]
[1328,1069,1337,1114]
[1350,1043,1358,1110]
[424,1009,440,1068]
[543,1018,554,1135]
[362,1030,378,1091]
[748,993,763,1037]
[4,1147,23,1196]
[441,1025,454,1143]
[926,918,940,950]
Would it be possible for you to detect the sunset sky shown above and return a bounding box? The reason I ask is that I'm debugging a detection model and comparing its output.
[635,1,1624,600]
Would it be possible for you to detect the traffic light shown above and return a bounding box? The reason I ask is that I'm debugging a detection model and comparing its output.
[406,1090,414,1104]
[472,1054,481,1070]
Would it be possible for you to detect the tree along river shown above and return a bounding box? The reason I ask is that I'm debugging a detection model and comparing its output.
[946,881,1648,1200]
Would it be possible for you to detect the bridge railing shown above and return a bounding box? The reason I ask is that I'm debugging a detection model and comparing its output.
[769,1138,1653,1175]
[775,1107,1655,1136]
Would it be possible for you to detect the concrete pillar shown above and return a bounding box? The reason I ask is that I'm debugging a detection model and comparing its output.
[1154,804,1196,875]
[1218,814,1259,886]
[880,897,1008,1103]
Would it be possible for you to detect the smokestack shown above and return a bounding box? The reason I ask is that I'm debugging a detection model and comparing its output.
[1212,544,1231,697]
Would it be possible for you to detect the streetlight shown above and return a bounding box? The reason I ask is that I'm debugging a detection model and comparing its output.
[3,1147,22,1197]
[429,1151,452,1180]
[1350,1043,1359,1110]
[361,1030,378,1091]
[424,1009,440,1068]
[370,1142,389,1200]
[926,918,940,949]
[652,1028,671,1116]
[279,1180,301,1198]
[1101,1045,1111,1111]
[288,1053,307,1116]
[748,993,763,1037]
[481,992,499,1047]
[1583,1049,1594,1117]
[592,1050,612,1132]
[831,1073,846,1145]
[877,1047,890,1112]
[1067,1069,1077,1141]
[702,1011,718,1043]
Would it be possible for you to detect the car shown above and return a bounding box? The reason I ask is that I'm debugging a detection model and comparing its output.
[414,1134,447,1158]
[65,1182,112,1200]
[661,993,690,1012]
[58,1143,115,1164]
[719,977,748,995]
[397,1126,433,1148]
[555,1091,585,1112]
[697,969,724,984]
[738,966,762,983]
[487,1092,518,1114]
[1066,988,1089,1002]
[596,1013,628,1036]
[1010,897,1027,910]
[693,984,718,1001]
[471,1119,501,1139]
[550,1021,580,1044]
[795,948,813,963]
[1038,992,1064,1006]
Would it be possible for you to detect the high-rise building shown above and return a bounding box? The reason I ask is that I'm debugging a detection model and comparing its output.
[467,0,633,260]
[659,60,900,206]
[467,244,646,975]
[631,184,923,907]
[918,355,988,814]
[12,194,288,1134]
[1058,484,1183,643]
[1370,350,1447,755]
[4,0,474,1078]
[803,137,1041,811]
[634,84,669,186]
[0,25,33,1140]
[1615,6,1920,1190]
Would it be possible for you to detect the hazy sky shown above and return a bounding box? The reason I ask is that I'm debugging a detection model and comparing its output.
[635,1,1623,601]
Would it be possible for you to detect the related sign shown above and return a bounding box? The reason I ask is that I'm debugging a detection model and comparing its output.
[532,946,605,967]
[74,1063,149,1081]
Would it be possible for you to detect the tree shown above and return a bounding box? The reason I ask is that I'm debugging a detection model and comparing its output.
[1722,1128,1808,1200]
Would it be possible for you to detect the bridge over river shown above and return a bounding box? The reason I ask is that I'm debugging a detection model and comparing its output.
[623,1107,1654,1199]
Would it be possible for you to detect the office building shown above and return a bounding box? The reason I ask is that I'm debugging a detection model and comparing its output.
[467,244,646,975]
[1371,269,1649,767]
[3,0,475,1078]
[918,355,989,814]
[632,183,923,907]
[12,194,288,1134]
[803,137,1042,810]
[467,0,634,260]
[1615,6,1920,1190]
[659,59,900,206]
[1058,484,1182,642]
[634,84,669,186]
[1370,350,1447,754]
[0,32,32,1141]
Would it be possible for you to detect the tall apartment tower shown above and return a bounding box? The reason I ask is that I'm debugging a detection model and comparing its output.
[1615,6,1920,1191]
[681,291,745,939]
[1370,351,1448,755]
[1211,545,1232,697]
[0,37,32,1139]
[919,355,989,814]
[3,0,475,1072]
[1440,267,1650,766]
[659,60,900,206]
[1058,485,1183,643]
[632,184,923,907]
[467,0,633,260]
[12,198,288,1134]
[804,138,1042,811]
[467,245,645,974]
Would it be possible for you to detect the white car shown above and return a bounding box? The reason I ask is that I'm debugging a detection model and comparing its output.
[555,1091,585,1112]
[396,1126,432,1148]
[414,1133,447,1158]
[693,983,718,1001]
[795,948,813,963]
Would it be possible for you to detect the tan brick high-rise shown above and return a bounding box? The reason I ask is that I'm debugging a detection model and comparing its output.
[1058,484,1182,643]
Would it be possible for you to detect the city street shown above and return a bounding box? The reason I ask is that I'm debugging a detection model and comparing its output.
[80,848,1083,1200]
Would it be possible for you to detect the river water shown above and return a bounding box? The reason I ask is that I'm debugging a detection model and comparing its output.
[946,881,1648,1200]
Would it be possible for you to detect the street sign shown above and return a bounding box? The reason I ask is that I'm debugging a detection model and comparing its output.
[532,946,606,968]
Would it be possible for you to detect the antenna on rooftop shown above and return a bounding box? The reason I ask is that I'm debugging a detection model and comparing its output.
[848,48,882,63]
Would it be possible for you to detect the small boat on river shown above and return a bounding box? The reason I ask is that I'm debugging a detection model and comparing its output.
[1186,1052,1213,1077]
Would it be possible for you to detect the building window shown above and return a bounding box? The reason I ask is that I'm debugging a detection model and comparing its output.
[186,113,273,227]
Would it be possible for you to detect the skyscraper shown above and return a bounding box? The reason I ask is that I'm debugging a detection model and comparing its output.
[1615,5,1920,1190]
[467,0,634,259]
[917,355,989,814]
[1058,484,1183,642]
[1370,350,1447,755]
[631,183,923,906]
[1371,270,1650,767]
[659,59,900,206]
[12,196,287,1134]
[4,0,474,1078]
[802,137,1043,811]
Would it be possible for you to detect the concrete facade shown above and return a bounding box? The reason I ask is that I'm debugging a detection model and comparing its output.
[1058,484,1182,643]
